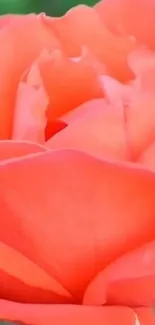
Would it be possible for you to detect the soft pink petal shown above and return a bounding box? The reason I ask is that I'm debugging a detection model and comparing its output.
[12,60,48,143]
[0,140,47,162]
[46,99,129,160]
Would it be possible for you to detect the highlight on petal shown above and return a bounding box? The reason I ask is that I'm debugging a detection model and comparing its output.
[0,14,60,139]
[43,5,135,80]
[1,150,155,299]
[0,302,138,325]
[46,99,129,161]
[83,240,155,306]
[0,140,47,162]
[12,59,48,143]
[39,48,104,123]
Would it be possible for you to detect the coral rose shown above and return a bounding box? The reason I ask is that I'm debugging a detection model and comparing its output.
[0,0,155,324]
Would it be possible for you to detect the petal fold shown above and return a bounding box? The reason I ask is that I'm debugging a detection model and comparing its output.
[83,241,155,306]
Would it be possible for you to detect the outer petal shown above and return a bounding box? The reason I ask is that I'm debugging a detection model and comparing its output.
[95,0,155,48]
[0,142,71,304]
[0,302,138,325]
[0,150,155,300]
[83,241,155,306]
[43,5,135,81]
[0,14,60,139]
[46,99,129,160]
[0,140,47,162]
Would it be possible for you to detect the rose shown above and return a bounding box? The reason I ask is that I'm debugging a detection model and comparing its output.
[0,0,155,324]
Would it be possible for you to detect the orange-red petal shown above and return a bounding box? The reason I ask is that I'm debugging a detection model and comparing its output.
[0,150,155,300]
[0,241,71,302]
[0,268,71,304]
[83,240,155,306]
[0,302,138,325]
[39,49,104,122]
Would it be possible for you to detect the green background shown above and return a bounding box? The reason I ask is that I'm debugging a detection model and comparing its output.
[0,0,99,16]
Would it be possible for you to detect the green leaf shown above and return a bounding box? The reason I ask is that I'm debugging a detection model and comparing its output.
[0,0,100,15]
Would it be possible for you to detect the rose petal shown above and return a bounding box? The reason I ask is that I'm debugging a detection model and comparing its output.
[0,150,155,300]
[83,241,155,306]
[0,301,138,325]
[45,119,67,141]
[39,49,104,122]
[0,14,60,139]
[95,0,155,48]
[0,140,47,162]
[138,142,155,172]
[101,75,132,105]
[126,50,155,160]
[0,241,71,301]
[43,5,135,80]
[0,15,17,29]
[136,308,155,325]
[46,99,129,161]
[0,268,70,304]
[12,61,48,143]
[128,49,155,92]
[62,99,106,124]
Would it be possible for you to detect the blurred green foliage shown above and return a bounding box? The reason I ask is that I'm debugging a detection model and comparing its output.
[0,320,25,324]
[0,0,99,16]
